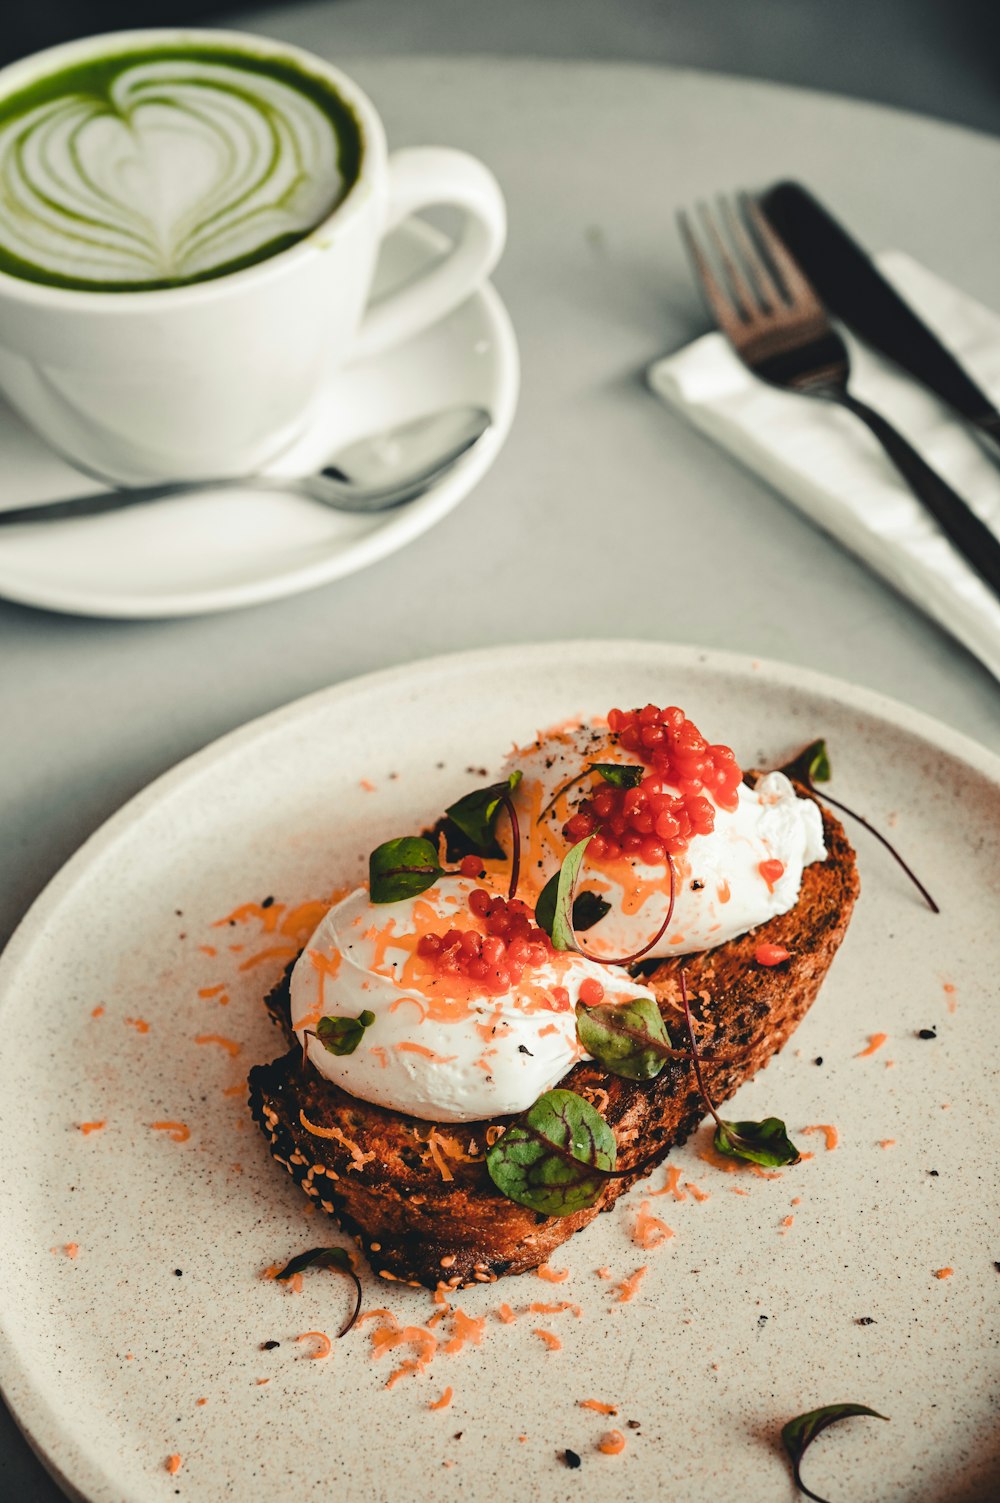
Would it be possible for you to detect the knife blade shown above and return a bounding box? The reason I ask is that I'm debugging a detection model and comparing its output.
[760,180,1000,454]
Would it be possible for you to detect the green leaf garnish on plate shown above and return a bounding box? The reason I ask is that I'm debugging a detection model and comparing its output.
[575,996,672,1081]
[781,1403,889,1502]
[274,1246,363,1337]
[714,1116,800,1167]
[314,1009,376,1057]
[485,1087,616,1216]
[369,836,444,903]
[589,762,644,789]
[534,874,609,937]
[445,770,522,854]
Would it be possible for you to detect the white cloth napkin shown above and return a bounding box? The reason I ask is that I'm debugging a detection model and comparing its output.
[649,252,1000,681]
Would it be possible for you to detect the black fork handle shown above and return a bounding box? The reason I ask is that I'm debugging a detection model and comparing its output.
[827,388,1000,601]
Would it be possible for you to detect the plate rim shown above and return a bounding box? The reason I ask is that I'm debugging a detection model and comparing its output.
[2,638,998,1503]
[0,218,520,620]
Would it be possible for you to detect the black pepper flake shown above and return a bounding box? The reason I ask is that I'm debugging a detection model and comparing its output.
[261,896,275,909]
[261,1340,280,1350]
[626,1420,641,1431]
[562,1449,582,1469]
[917,1027,937,1039]
[928,1169,939,1177]
[690,879,705,891]
[813,1057,823,1066]
[855,1316,876,1325]
[518,1045,534,1056]
[757,1314,768,1326]
[453,1432,463,1441]
[994,1263,1000,1273]
[174,1269,183,1277]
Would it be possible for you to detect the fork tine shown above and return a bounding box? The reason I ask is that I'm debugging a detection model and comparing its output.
[697,201,760,319]
[741,192,820,307]
[677,208,744,333]
[719,195,783,310]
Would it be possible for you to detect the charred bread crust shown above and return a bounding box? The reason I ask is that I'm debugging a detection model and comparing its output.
[248,795,858,1289]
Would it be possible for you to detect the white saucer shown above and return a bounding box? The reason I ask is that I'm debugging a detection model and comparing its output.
[0,221,519,619]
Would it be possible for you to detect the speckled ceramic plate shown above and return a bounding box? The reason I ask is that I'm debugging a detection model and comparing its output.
[1,642,997,1503]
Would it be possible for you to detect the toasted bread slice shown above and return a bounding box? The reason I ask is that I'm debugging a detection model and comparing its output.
[248,795,857,1289]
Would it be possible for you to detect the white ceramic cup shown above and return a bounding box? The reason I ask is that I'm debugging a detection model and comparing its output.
[0,29,507,483]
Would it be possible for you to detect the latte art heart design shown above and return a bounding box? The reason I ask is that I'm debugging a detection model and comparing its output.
[0,55,353,287]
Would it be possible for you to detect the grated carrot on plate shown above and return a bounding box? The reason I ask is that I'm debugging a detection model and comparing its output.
[151,1121,190,1143]
[614,1266,648,1303]
[442,1309,486,1355]
[857,1032,888,1058]
[429,1387,453,1411]
[579,1400,618,1415]
[536,1264,569,1283]
[933,1267,954,1279]
[633,1203,673,1250]
[165,1455,182,1475]
[194,1033,242,1056]
[496,1304,517,1324]
[77,1121,106,1134]
[533,1329,562,1351]
[297,1330,332,1359]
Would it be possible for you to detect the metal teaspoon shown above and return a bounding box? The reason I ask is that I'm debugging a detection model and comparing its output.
[0,406,492,525]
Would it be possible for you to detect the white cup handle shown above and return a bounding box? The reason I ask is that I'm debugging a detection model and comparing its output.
[350,147,506,362]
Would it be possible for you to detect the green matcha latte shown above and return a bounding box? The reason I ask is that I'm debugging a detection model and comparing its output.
[0,43,363,292]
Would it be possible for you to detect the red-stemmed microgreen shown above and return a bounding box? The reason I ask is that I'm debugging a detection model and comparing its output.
[445,771,522,898]
[678,970,800,1167]
[781,1404,890,1502]
[485,1087,662,1215]
[368,836,485,904]
[575,995,748,1081]
[537,834,677,967]
[304,1010,376,1057]
[274,1247,362,1337]
[536,761,644,825]
[782,739,938,913]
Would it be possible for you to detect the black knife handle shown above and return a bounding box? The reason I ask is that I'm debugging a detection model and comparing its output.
[832,389,1000,600]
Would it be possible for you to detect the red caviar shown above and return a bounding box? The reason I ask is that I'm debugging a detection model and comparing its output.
[564,705,741,861]
[417,891,552,995]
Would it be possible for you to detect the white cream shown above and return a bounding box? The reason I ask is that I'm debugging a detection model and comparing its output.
[289,878,657,1123]
[503,726,826,960]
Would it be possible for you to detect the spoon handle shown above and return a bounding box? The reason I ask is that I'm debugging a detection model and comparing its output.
[0,477,299,526]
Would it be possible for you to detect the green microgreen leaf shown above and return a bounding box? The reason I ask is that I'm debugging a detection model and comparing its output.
[776,739,938,913]
[575,996,671,1081]
[369,836,443,903]
[781,1404,890,1502]
[779,738,831,788]
[535,877,610,938]
[549,836,593,951]
[274,1246,363,1337]
[714,1116,801,1167]
[590,762,644,789]
[314,1009,376,1057]
[485,1087,616,1215]
[445,771,522,855]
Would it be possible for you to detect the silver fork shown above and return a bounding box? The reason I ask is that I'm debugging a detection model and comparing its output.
[678,193,1000,602]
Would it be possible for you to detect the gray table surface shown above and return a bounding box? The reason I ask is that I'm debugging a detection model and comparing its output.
[3,38,1000,1503]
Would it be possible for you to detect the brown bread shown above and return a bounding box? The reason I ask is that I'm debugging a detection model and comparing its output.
[247,794,858,1289]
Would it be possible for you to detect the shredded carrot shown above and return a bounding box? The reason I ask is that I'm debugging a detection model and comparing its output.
[198,984,226,999]
[633,1203,673,1249]
[598,1429,626,1455]
[933,1267,954,1279]
[238,945,297,973]
[857,1032,888,1058]
[165,1454,182,1475]
[538,1023,559,1037]
[684,1180,710,1202]
[442,1309,486,1354]
[533,1329,562,1351]
[395,1042,458,1063]
[426,1136,454,1182]
[64,1243,79,1259]
[595,1267,612,1280]
[485,1125,505,1146]
[198,945,217,957]
[90,1005,104,1018]
[215,901,283,932]
[125,1017,149,1033]
[779,1216,794,1235]
[496,1303,517,1324]
[750,1165,784,1179]
[648,1164,686,1200]
[731,1186,750,1196]
[357,1308,399,1328]
[529,1301,582,1317]
[536,1264,569,1283]
[288,1273,304,1294]
[803,1123,839,1151]
[256,1378,270,1386]
[194,1033,242,1056]
[77,1121,106,1134]
[196,1398,207,1407]
[298,1110,375,1170]
[879,1139,897,1149]
[585,1087,610,1114]
[297,1330,332,1360]
[579,1400,618,1415]
[429,1387,453,1411]
[615,1266,648,1303]
[151,1121,190,1143]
